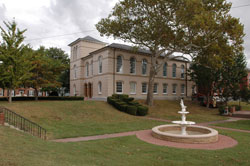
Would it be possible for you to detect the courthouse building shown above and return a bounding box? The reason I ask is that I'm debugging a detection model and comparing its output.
[69,36,195,100]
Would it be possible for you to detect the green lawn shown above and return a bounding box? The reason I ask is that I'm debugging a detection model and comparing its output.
[0,100,227,139]
[142,100,228,123]
[0,125,250,166]
[214,120,250,131]
[229,101,250,111]
[0,101,166,139]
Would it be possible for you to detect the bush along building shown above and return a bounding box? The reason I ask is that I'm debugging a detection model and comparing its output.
[69,36,195,100]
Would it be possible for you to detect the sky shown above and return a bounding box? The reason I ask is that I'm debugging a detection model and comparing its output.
[0,0,249,65]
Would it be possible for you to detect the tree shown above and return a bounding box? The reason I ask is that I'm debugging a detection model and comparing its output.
[218,52,247,106]
[0,20,32,103]
[96,0,243,106]
[45,47,70,95]
[26,46,67,100]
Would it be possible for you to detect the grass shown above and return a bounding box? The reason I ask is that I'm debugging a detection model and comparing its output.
[1,125,250,166]
[214,120,250,131]
[0,101,165,139]
[141,100,228,123]
[0,100,227,139]
[228,101,250,111]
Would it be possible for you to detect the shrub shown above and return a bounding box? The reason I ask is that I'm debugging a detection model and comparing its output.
[107,94,148,116]
[137,106,148,116]
[128,101,140,106]
[126,105,137,115]
[123,97,134,102]
[218,105,226,115]
[118,94,129,100]
[112,94,119,99]
[107,96,112,104]
[120,104,128,112]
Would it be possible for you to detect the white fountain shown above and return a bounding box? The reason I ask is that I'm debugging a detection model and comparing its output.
[152,99,219,144]
[172,99,195,135]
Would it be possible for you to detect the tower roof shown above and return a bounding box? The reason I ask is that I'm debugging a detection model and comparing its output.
[68,36,106,46]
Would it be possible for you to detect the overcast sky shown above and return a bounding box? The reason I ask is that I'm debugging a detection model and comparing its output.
[0,0,249,65]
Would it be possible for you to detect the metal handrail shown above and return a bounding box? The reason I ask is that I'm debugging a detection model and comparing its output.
[0,106,47,140]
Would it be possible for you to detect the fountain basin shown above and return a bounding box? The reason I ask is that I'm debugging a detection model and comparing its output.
[152,124,218,144]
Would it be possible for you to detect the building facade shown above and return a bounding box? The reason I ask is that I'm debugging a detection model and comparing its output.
[69,36,195,100]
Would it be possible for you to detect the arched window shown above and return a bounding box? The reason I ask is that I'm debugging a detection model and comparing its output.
[172,63,176,78]
[163,62,167,77]
[142,59,147,75]
[86,62,89,77]
[74,65,77,79]
[116,55,123,73]
[98,82,102,94]
[73,46,78,60]
[98,56,102,74]
[181,64,185,78]
[91,60,93,75]
[130,57,136,74]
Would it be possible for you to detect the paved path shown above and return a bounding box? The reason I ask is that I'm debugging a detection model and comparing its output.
[52,130,148,143]
[52,117,249,143]
[209,126,250,133]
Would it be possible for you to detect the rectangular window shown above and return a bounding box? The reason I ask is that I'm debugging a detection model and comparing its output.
[0,89,3,96]
[172,84,177,94]
[29,90,34,96]
[38,91,43,96]
[116,81,123,94]
[163,84,168,94]
[153,83,158,94]
[142,83,147,94]
[130,82,136,94]
[181,84,185,94]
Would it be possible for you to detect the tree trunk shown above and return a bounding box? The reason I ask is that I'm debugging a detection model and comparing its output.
[35,88,38,101]
[206,93,210,108]
[146,66,156,106]
[8,89,12,103]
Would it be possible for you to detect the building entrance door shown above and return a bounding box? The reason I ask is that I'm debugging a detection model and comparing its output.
[88,83,92,98]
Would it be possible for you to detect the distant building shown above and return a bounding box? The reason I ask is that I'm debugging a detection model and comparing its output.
[0,88,48,97]
[69,36,195,100]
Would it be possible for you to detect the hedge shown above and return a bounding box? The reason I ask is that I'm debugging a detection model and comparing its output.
[137,106,148,116]
[126,105,137,115]
[107,94,148,116]
[0,96,84,101]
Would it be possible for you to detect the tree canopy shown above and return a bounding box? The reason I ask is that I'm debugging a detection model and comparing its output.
[96,0,244,106]
[0,20,33,102]
[0,20,70,102]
